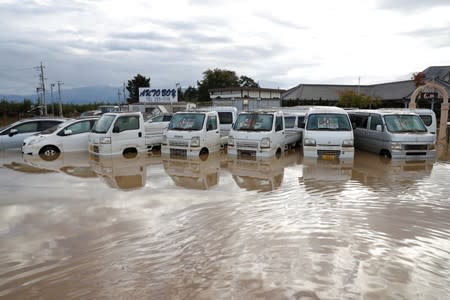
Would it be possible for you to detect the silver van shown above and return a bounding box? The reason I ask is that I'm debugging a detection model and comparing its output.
[348,109,435,159]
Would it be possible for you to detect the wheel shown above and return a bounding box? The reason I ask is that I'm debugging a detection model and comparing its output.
[379,150,391,162]
[123,148,138,159]
[39,145,60,161]
[275,148,282,159]
[199,148,209,161]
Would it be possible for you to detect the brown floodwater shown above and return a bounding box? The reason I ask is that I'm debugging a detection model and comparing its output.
[0,148,449,299]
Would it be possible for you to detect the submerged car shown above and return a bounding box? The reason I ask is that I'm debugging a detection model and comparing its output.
[22,117,99,160]
[0,118,66,151]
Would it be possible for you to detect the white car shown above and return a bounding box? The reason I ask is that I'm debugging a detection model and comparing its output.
[0,118,66,150]
[22,117,99,160]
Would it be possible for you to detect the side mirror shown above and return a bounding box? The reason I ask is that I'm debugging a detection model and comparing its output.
[8,129,18,137]
[376,124,383,132]
[64,129,73,136]
[113,126,121,133]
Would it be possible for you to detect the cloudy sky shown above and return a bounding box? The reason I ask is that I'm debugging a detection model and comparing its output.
[0,0,449,95]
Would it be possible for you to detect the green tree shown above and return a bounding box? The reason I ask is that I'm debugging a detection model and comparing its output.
[337,90,381,108]
[183,86,199,102]
[126,74,150,104]
[197,68,240,102]
[239,75,259,88]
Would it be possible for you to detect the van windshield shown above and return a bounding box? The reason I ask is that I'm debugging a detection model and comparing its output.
[92,115,115,133]
[306,114,352,131]
[168,113,205,131]
[233,114,273,131]
[384,115,427,133]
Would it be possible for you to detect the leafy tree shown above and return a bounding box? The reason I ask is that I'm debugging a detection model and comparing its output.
[197,68,240,102]
[412,71,426,87]
[239,75,259,88]
[126,74,150,104]
[183,86,199,102]
[337,90,381,108]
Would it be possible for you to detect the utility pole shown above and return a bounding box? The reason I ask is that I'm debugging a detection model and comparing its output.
[34,62,47,116]
[357,76,361,96]
[50,83,55,116]
[57,81,63,117]
[117,89,122,104]
[123,82,126,104]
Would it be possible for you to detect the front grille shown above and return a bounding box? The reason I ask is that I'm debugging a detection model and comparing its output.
[404,144,428,150]
[170,148,187,157]
[236,141,258,149]
[406,152,426,156]
[169,140,189,147]
[238,149,257,159]
[317,150,340,158]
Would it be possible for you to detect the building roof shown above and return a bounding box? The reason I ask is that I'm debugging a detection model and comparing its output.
[283,66,450,101]
[209,87,286,93]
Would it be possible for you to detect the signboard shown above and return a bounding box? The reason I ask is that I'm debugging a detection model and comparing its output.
[420,92,438,100]
[139,87,178,103]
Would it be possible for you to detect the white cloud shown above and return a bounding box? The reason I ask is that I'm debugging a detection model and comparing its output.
[0,0,449,95]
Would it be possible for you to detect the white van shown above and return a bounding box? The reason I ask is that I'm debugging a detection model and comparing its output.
[283,112,305,148]
[302,106,354,160]
[227,110,287,158]
[194,106,238,146]
[161,110,221,157]
[348,109,435,159]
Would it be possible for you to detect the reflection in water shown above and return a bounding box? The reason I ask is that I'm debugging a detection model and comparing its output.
[228,149,299,192]
[162,153,220,190]
[0,149,449,298]
[23,151,97,178]
[89,153,151,190]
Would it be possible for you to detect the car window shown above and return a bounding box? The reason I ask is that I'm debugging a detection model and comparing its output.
[115,116,140,131]
[420,115,432,126]
[275,116,283,132]
[38,120,63,131]
[207,116,218,131]
[65,120,92,135]
[162,115,172,122]
[218,112,233,125]
[151,116,163,122]
[284,116,295,128]
[12,121,39,133]
[369,115,383,131]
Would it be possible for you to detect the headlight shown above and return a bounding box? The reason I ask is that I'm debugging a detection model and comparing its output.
[342,139,353,147]
[304,138,316,146]
[228,136,234,146]
[391,142,402,151]
[260,137,271,148]
[191,136,200,147]
[100,137,111,144]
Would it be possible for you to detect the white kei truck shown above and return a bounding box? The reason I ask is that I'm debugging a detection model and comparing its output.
[88,112,167,156]
[161,110,222,157]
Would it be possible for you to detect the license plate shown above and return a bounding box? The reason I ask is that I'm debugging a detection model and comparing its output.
[321,154,336,160]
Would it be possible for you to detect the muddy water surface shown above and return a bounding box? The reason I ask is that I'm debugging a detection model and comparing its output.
[0,149,449,299]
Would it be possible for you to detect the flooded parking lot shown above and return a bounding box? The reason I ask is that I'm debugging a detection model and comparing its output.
[0,149,449,299]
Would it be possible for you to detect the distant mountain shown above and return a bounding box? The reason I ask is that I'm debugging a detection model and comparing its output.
[1,85,123,104]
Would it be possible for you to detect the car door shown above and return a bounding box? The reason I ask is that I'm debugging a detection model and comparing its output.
[59,119,95,152]
[205,114,220,151]
[0,120,39,150]
[274,115,285,149]
[112,115,143,152]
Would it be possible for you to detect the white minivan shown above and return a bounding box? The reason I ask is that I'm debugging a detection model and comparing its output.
[227,110,287,158]
[302,106,354,160]
[161,111,221,157]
